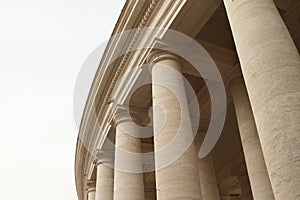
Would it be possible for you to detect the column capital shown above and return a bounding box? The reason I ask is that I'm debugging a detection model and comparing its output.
[93,159,102,167]
[147,49,182,64]
[86,180,96,193]
[96,146,115,165]
[113,105,142,126]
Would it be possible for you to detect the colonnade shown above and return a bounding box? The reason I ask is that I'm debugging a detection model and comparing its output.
[85,0,300,199]
[224,0,300,199]
[86,51,221,200]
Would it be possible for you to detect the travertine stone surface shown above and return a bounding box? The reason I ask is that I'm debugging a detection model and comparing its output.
[224,0,300,199]
[230,77,274,200]
[150,51,202,200]
[195,133,220,200]
[86,181,96,200]
[113,111,145,200]
[95,161,114,200]
[87,190,96,200]
[198,155,220,200]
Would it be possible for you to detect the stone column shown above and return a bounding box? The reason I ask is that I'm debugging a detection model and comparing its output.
[113,108,145,200]
[198,155,220,200]
[86,180,96,200]
[229,77,274,200]
[143,143,157,200]
[95,161,114,200]
[238,174,252,200]
[195,133,220,200]
[149,50,202,200]
[224,0,300,199]
[232,165,253,200]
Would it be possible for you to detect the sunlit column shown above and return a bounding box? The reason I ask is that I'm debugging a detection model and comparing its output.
[229,76,274,200]
[86,180,96,200]
[149,50,202,200]
[95,161,114,200]
[113,108,145,200]
[224,0,300,198]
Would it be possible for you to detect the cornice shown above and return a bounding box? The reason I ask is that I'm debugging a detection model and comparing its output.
[80,0,160,147]
[74,1,148,199]
[80,0,187,152]
[75,1,187,200]
[94,0,187,131]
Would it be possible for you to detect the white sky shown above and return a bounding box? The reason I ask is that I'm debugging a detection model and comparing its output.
[0,0,125,199]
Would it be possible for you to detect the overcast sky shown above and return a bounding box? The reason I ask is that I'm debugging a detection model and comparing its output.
[0,0,125,199]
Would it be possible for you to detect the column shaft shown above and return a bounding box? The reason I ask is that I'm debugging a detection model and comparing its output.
[87,191,95,200]
[198,155,220,200]
[86,181,96,200]
[151,52,202,200]
[230,78,274,200]
[224,0,300,199]
[195,133,220,200]
[95,162,114,200]
[113,118,145,200]
[238,173,252,200]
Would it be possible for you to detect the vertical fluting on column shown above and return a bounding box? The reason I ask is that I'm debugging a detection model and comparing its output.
[149,50,202,200]
[195,133,220,200]
[94,161,114,200]
[224,0,300,199]
[113,108,145,200]
[229,76,274,200]
[86,180,96,200]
